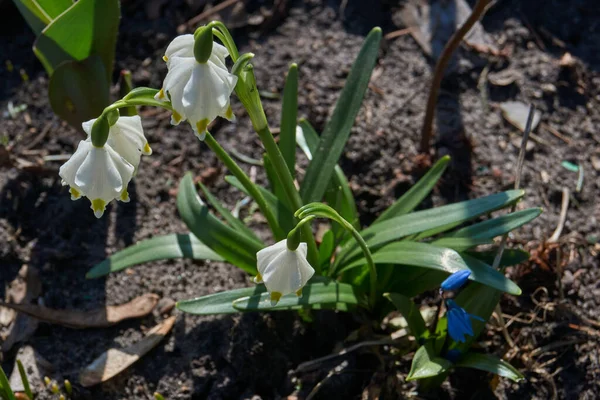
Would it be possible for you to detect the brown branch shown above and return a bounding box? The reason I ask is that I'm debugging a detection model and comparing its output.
[419,0,493,154]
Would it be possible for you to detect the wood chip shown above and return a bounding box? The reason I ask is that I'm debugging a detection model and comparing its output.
[79,316,176,387]
[9,346,55,393]
[0,294,159,329]
[499,101,542,132]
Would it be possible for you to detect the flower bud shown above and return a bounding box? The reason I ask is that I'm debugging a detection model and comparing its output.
[440,270,471,292]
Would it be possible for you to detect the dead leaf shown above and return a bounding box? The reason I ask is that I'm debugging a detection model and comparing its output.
[499,101,542,132]
[79,316,176,387]
[1,266,42,353]
[488,69,523,87]
[9,346,56,394]
[0,294,159,329]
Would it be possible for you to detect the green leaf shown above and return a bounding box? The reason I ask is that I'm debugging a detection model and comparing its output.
[300,27,382,203]
[0,366,15,400]
[11,0,51,35]
[86,233,224,279]
[336,190,524,266]
[384,293,427,338]
[318,229,335,268]
[429,237,493,252]
[232,281,367,312]
[34,0,119,78]
[198,182,262,242]
[448,208,542,240]
[456,353,524,382]
[297,120,359,235]
[280,64,298,176]
[340,242,521,295]
[407,344,452,381]
[118,70,137,116]
[16,360,33,400]
[177,173,263,274]
[385,268,447,297]
[178,286,268,315]
[262,155,295,235]
[36,0,73,18]
[467,249,530,268]
[48,55,109,128]
[375,156,450,223]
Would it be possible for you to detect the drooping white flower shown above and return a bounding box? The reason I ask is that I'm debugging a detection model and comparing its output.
[255,239,315,305]
[59,140,134,218]
[155,34,237,140]
[82,115,151,172]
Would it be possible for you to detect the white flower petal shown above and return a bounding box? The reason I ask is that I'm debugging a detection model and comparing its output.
[160,56,197,124]
[106,115,150,169]
[257,239,288,275]
[59,139,93,190]
[81,118,96,137]
[164,34,194,64]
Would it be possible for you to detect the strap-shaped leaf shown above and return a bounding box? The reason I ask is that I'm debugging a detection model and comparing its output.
[177,173,263,274]
[448,208,542,240]
[34,0,119,78]
[36,0,73,18]
[198,182,262,242]
[375,156,450,223]
[429,237,493,252]
[340,242,521,295]
[407,344,452,381]
[336,190,524,265]
[86,233,224,279]
[262,155,295,235]
[467,249,530,268]
[456,353,524,382]
[318,229,335,268]
[12,0,51,35]
[279,63,298,176]
[178,286,267,315]
[232,281,367,312]
[384,293,427,339]
[300,27,382,203]
[298,120,359,235]
[0,365,16,400]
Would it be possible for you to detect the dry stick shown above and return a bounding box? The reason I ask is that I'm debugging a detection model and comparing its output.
[548,188,569,243]
[419,0,493,153]
[493,104,536,349]
[178,0,242,32]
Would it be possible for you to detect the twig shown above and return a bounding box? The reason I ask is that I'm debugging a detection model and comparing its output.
[178,0,242,33]
[548,187,569,243]
[384,27,415,40]
[541,122,571,144]
[419,0,493,153]
[493,104,536,349]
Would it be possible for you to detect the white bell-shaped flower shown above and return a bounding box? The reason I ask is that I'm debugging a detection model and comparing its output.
[255,239,315,305]
[59,140,134,218]
[155,34,237,140]
[82,115,151,172]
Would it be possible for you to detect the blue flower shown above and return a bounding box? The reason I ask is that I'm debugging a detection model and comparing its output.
[441,270,471,291]
[444,348,463,363]
[445,299,484,343]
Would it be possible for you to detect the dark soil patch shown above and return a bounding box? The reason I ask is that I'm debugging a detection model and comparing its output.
[1,0,599,399]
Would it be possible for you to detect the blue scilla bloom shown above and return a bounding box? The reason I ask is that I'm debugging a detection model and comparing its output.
[446,299,484,343]
[441,270,471,291]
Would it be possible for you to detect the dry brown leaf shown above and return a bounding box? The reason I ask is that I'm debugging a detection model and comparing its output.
[1,266,42,353]
[499,101,542,132]
[79,316,176,387]
[0,294,159,329]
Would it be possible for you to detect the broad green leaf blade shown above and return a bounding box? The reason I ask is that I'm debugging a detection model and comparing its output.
[456,353,524,382]
[86,233,224,279]
[177,286,267,315]
[336,190,524,265]
[298,120,359,234]
[340,242,521,295]
[280,64,298,176]
[375,156,450,223]
[384,293,427,338]
[318,229,335,268]
[467,249,530,268]
[48,55,109,129]
[407,344,452,381]
[34,0,119,78]
[448,208,542,240]
[300,27,382,203]
[177,173,263,274]
[430,237,493,252]
[384,268,447,298]
[232,281,367,312]
[11,0,51,35]
[36,0,73,18]
[198,182,262,243]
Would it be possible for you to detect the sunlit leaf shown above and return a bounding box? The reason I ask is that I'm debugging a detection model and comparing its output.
[456,353,524,382]
[407,344,452,381]
[384,293,427,339]
[279,63,298,176]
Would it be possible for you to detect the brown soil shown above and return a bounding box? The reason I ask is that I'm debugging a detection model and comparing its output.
[1,0,599,399]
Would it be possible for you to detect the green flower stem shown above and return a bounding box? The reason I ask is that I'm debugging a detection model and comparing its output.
[256,125,320,271]
[208,21,239,61]
[204,132,284,240]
